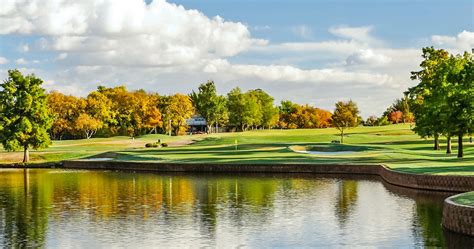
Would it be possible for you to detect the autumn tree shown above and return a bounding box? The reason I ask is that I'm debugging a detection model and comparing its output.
[167,93,194,135]
[332,100,360,143]
[47,91,83,139]
[75,113,103,139]
[0,70,53,162]
[389,111,403,124]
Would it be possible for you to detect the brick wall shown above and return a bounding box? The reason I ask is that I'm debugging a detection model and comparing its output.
[442,194,474,236]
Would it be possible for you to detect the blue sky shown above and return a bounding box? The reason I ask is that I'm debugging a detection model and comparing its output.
[0,0,472,117]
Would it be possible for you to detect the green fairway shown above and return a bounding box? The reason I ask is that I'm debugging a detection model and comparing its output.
[1,124,473,176]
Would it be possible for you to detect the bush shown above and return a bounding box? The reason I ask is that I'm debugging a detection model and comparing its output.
[145,143,159,148]
[161,143,168,147]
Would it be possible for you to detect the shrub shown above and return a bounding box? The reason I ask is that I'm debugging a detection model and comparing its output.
[145,143,160,148]
[161,143,168,147]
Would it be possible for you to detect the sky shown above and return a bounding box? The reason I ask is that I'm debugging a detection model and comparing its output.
[0,0,473,117]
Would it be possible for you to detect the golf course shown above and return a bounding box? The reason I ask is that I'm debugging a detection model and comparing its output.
[2,124,473,176]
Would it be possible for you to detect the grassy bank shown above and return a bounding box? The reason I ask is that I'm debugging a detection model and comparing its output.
[1,124,473,176]
[451,192,474,206]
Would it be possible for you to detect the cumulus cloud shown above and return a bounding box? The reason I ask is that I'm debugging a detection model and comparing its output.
[1,0,266,67]
[345,49,391,66]
[431,30,474,52]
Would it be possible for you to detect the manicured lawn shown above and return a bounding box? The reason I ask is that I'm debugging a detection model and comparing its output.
[1,124,473,176]
[451,192,474,206]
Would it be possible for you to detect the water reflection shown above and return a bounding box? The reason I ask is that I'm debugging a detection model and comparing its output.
[0,169,471,248]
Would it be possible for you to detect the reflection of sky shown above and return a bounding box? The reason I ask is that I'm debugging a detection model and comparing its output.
[0,170,445,248]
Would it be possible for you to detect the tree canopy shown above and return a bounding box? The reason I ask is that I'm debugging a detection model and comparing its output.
[0,70,53,162]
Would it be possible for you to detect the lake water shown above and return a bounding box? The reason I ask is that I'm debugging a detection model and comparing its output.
[0,169,471,248]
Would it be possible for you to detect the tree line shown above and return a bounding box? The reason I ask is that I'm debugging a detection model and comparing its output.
[2,70,355,162]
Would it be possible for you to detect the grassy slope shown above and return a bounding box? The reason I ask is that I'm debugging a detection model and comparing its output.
[1,124,473,175]
[451,192,474,206]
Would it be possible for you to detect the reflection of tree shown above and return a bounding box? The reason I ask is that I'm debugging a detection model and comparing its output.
[413,199,445,247]
[335,180,358,226]
[0,169,52,247]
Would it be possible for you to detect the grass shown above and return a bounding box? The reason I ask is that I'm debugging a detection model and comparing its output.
[451,192,474,206]
[0,124,473,176]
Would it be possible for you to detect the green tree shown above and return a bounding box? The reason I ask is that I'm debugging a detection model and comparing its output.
[332,100,360,143]
[444,52,473,158]
[408,47,450,151]
[0,70,53,162]
[190,81,222,133]
[227,87,246,131]
[249,89,279,129]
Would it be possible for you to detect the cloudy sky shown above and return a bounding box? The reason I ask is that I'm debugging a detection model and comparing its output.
[0,0,472,117]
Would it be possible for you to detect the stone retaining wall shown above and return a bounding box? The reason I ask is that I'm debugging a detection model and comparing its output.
[442,194,474,236]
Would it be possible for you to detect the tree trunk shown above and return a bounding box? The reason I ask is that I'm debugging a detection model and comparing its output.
[446,136,452,154]
[23,145,29,163]
[457,134,463,158]
[434,134,440,150]
[340,130,344,144]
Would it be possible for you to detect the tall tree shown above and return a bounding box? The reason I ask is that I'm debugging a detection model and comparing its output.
[332,100,360,143]
[444,52,473,158]
[0,70,53,162]
[190,81,221,133]
[167,94,194,135]
[227,87,246,131]
[408,47,450,150]
[249,89,279,129]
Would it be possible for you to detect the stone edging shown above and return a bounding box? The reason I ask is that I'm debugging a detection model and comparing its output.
[442,193,474,236]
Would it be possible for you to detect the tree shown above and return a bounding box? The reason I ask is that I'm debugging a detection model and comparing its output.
[249,89,279,129]
[190,81,222,133]
[0,70,53,162]
[389,111,403,124]
[444,52,473,158]
[47,91,83,140]
[167,94,194,135]
[332,100,360,143]
[364,116,378,126]
[75,113,103,139]
[227,87,246,131]
[408,47,450,151]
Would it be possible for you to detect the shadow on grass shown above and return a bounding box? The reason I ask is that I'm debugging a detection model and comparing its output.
[394,166,474,174]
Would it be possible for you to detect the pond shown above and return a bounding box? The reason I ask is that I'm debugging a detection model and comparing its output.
[0,169,471,248]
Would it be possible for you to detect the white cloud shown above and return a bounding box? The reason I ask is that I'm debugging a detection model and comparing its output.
[329,25,381,45]
[0,57,8,64]
[431,30,474,52]
[1,0,266,67]
[345,49,391,66]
